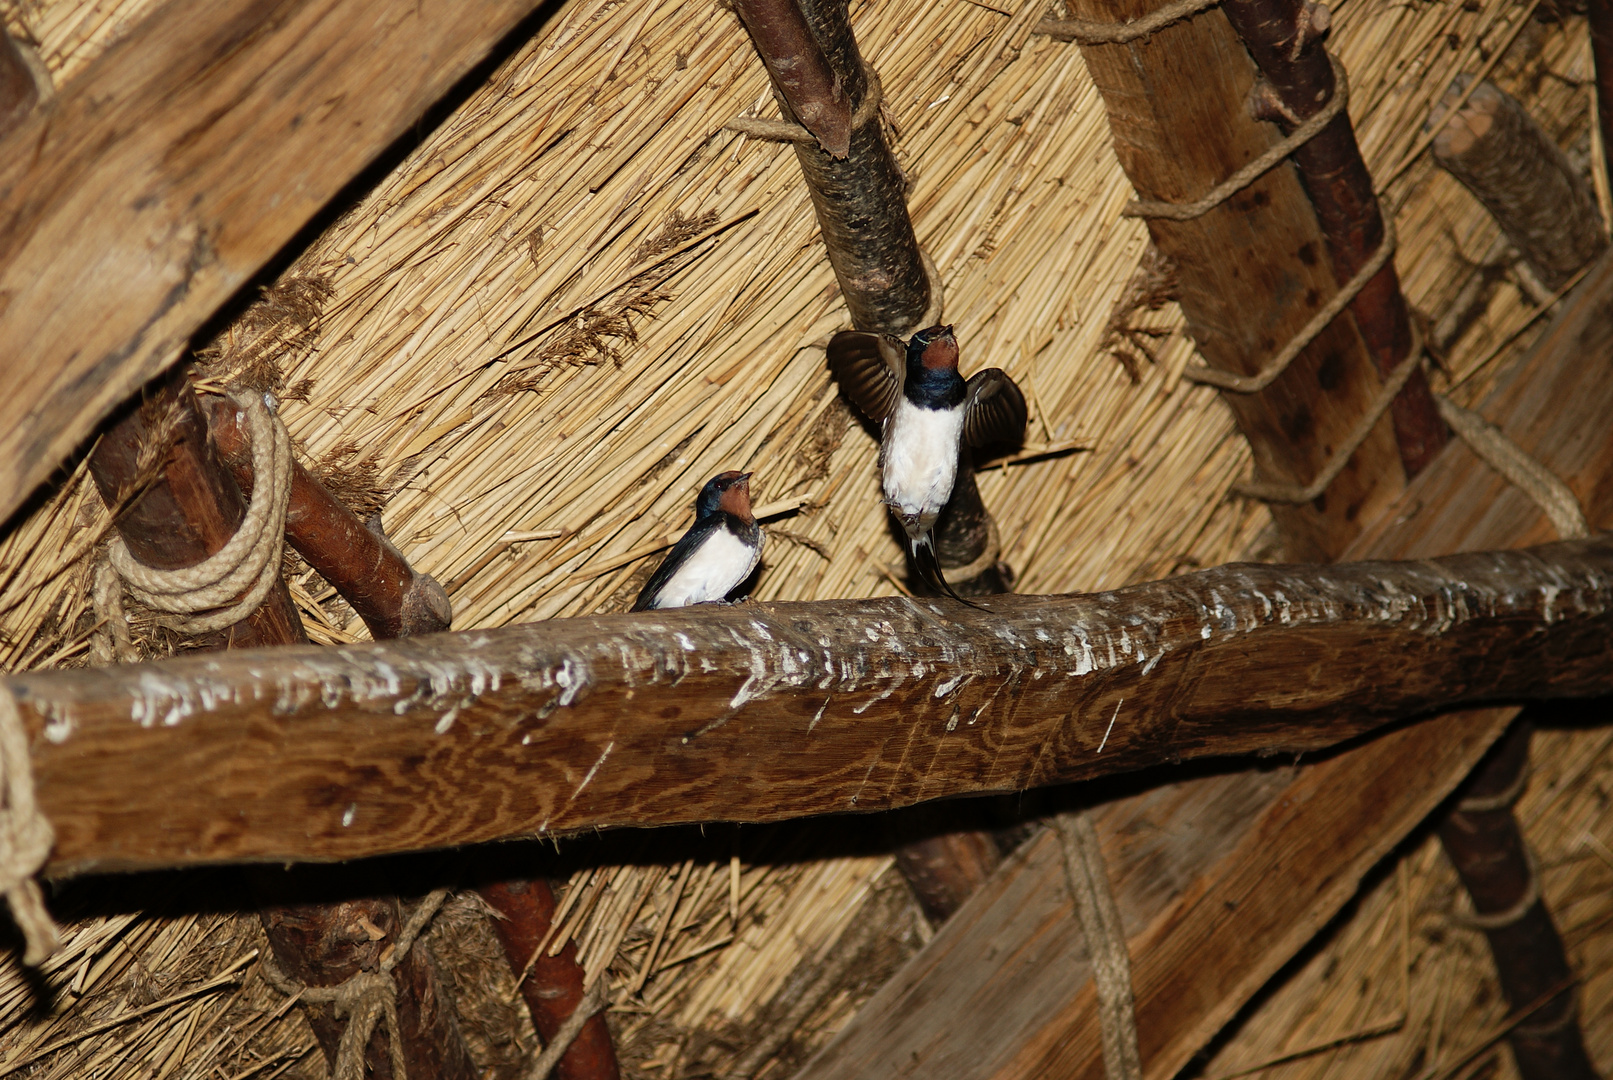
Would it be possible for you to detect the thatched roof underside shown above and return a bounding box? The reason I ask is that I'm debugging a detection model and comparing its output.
[0,0,1607,1075]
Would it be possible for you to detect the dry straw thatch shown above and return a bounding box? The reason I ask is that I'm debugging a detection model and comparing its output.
[0,0,1607,1074]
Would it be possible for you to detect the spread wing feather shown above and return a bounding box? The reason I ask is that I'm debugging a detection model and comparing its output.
[962,369,1028,449]
[827,330,905,423]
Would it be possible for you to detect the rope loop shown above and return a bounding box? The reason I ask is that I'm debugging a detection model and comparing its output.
[1232,317,1424,504]
[107,389,293,635]
[262,888,450,1080]
[724,61,884,146]
[1036,0,1220,45]
[1450,844,1541,932]
[1126,53,1351,222]
[0,687,57,966]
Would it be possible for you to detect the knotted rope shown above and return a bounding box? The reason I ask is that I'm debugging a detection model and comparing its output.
[0,688,57,966]
[262,888,450,1080]
[107,390,293,635]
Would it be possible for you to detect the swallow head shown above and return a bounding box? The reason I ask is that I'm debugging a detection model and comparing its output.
[697,470,755,523]
[907,325,959,372]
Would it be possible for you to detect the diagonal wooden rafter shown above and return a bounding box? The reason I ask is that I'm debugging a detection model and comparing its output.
[793,247,1613,1080]
[9,529,1613,878]
[0,0,545,529]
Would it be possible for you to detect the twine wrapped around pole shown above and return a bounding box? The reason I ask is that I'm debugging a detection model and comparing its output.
[107,389,293,635]
[0,687,56,966]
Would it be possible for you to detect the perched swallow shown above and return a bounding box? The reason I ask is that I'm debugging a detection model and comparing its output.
[632,471,764,611]
[827,324,1026,604]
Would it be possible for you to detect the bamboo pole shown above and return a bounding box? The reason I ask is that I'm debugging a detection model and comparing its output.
[12,535,1613,877]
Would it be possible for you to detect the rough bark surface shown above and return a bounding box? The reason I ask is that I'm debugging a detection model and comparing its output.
[787,0,931,334]
[1433,79,1606,291]
[0,0,544,529]
[733,0,852,157]
[12,533,1613,876]
[1222,0,1448,475]
[1066,0,1410,559]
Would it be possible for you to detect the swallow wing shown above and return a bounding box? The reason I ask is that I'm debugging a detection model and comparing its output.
[827,330,905,423]
[962,368,1028,448]
[631,518,720,611]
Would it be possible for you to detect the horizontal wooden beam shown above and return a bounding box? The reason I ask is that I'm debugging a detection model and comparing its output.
[12,536,1613,876]
[0,0,542,527]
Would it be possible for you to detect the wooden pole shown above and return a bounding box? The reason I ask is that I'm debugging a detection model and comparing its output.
[1221,0,1448,475]
[88,374,479,1077]
[87,375,307,651]
[1437,721,1599,1080]
[1431,79,1607,292]
[479,880,621,1080]
[201,396,451,640]
[10,534,1613,877]
[1053,0,1411,559]
[0,0,544,529]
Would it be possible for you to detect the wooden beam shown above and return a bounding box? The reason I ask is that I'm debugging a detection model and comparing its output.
[792,248,1613,1080]
[1056,0,1407,559]
[9,533,1613,876]
[0,0,542,529]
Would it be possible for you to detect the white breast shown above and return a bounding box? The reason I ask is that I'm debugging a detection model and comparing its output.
[653,527,762,608]
[881,398,964,535]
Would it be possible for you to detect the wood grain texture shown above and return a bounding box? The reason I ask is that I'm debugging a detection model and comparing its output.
[1068,0,1407,558]
[0,0,542,529]
[791,251,1613,1080]
[9,534,1613,876]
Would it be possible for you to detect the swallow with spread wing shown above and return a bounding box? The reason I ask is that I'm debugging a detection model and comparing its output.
[827,324,1026,604]
[632,471,764,611]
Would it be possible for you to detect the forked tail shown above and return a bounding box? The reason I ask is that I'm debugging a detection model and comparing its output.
[909,534,987,610]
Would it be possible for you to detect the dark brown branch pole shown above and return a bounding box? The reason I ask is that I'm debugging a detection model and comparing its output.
[1222,0,1448,475]
[13,536,1613,877]
[1437,721,1598,1080]
[201,395,451,640]
[1591,0,1613,199]
[731,0,853,158]
[740,0,931,334]
[480,880,621,1080]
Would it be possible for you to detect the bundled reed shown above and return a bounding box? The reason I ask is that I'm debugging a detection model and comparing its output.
[0,0,1605,1074]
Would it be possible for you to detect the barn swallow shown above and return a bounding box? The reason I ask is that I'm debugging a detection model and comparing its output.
[632,471,764,611]
[827,325,1026,605]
